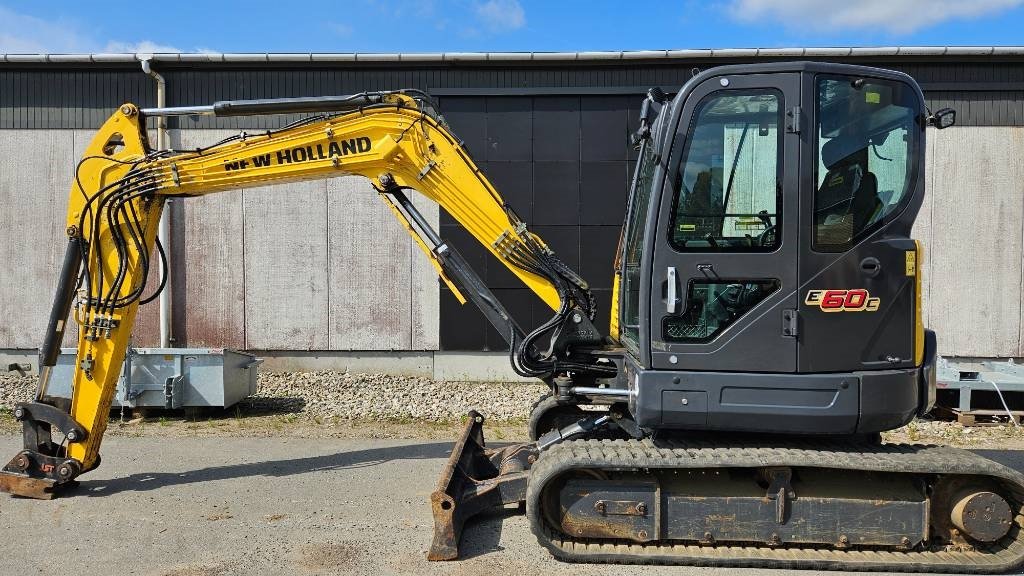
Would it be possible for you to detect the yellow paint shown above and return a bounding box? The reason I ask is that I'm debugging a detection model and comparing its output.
[914,240,925,365]
[62,95,571,469]
[64,105,163,466]
[609,272,621,341]
[905,249,916,276]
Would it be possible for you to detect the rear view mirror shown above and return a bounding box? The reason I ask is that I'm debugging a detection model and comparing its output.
[928,108,956,129]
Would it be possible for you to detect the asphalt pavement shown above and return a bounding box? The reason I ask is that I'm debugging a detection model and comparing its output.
[1,435,1021,576]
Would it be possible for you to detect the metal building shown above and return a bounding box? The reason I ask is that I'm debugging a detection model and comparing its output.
[1,47,1023,380]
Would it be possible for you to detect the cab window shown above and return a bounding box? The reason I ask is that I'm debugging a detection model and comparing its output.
[620,139,658,353]
[669,90,782,252]
[814,77,919,251]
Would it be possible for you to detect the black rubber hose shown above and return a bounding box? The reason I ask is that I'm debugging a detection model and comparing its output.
[139,236,168,306]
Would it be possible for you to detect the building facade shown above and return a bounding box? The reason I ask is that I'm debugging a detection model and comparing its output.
[2,48,1023,378]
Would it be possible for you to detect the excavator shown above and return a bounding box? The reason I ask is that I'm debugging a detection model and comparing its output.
[2,61,1022,573]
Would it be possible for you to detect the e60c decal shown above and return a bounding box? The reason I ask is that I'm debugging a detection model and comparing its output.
[805,289,880,312]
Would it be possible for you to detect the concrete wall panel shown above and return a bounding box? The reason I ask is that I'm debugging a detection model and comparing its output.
[0,130,74,349]
[7,121,1024,361]
[323,182,440,350]
[326,176,412,350]
[411,191,441,350]
[0,129,164,350]
[175,130,246,349]
[122,245,163,347]
[912,127,936,332]
[243,179,330,350]
[925,126,1024,357]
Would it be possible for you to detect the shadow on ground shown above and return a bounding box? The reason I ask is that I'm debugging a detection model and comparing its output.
[66,446,1024,498]
[58,442,1024,564]
[70,439,515,559]
[72,441,454,496]
[457,507,520,560]
[234,396,308,415]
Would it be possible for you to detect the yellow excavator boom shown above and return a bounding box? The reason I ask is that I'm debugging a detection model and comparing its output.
[1,91,607,496]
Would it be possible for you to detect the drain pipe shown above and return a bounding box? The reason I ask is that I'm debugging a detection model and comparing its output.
[141,58,173,347]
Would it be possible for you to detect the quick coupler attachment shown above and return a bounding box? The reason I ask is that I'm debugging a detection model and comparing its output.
[0,401,87,499]
[428,410,537,560]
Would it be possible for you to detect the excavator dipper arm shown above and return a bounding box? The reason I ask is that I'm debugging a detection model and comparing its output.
[0,91,610,498]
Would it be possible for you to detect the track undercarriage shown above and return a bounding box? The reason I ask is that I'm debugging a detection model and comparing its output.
[430,410,1024,573]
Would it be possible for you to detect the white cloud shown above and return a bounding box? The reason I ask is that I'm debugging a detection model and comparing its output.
[474,0,526,31]
[0,6,198,54]
[0,7,93,52]
[103,40,181,54]
[326,21,354,38]
[726,0,1024,34]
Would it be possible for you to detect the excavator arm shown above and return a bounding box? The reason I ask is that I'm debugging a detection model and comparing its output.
[0,91,611,498]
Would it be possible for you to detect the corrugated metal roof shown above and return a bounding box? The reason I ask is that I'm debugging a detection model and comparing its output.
[4,46,1024,64]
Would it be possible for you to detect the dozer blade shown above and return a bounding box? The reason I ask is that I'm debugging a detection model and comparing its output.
[428,410,536,560]
[0,471,59,500]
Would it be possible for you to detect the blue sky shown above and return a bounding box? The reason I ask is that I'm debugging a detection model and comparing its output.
[1,0,1023,54]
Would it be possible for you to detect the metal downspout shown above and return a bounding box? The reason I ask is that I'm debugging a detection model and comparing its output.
[141,59,173,347]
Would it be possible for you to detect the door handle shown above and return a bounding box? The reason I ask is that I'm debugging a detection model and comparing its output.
[860,257,881,277]
[667,266,679,313]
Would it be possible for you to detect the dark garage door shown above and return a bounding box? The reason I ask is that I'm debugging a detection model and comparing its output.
[437,94,642,350]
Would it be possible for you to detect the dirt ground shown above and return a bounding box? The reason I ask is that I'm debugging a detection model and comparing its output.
[21,433,1006,576]
[5,399,1024,575]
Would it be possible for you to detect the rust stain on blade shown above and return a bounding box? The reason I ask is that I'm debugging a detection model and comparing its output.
[427,410,483,561]
[427,410,533,561]
[0,472,58,500]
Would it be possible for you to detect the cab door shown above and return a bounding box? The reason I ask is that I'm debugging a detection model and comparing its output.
[649,72,801,372]
[798,73,924,373]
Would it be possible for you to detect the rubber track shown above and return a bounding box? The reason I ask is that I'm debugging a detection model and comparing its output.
[526,438,1024,573]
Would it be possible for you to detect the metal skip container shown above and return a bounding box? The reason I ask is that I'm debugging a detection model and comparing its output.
[47,348,262,409]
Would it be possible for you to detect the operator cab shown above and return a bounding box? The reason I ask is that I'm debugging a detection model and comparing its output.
[615,62,942,436]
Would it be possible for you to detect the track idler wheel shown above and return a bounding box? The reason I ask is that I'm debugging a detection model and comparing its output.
[932,476,1015,546]
[951,489,1013,543]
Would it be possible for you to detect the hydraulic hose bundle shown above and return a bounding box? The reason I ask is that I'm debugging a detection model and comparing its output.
[495,216,610,378]
[72,153,171,340]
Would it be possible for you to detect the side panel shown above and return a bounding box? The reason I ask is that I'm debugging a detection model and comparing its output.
[629,361,921,435]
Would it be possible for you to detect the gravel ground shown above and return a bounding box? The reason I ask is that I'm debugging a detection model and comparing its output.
[245,371,546,422]
[0,371,548,423]
[883,417,1024,448]
[0,374,33,409]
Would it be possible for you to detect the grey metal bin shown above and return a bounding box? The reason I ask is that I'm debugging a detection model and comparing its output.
[47,348,262,409]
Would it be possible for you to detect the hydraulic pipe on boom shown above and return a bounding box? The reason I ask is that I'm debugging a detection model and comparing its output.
[0,90,610,498]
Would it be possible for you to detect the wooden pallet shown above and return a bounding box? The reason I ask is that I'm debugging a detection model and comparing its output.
[933,406,1024,427]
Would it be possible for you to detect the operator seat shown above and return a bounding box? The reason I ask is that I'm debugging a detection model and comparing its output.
[815,132,882,247]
